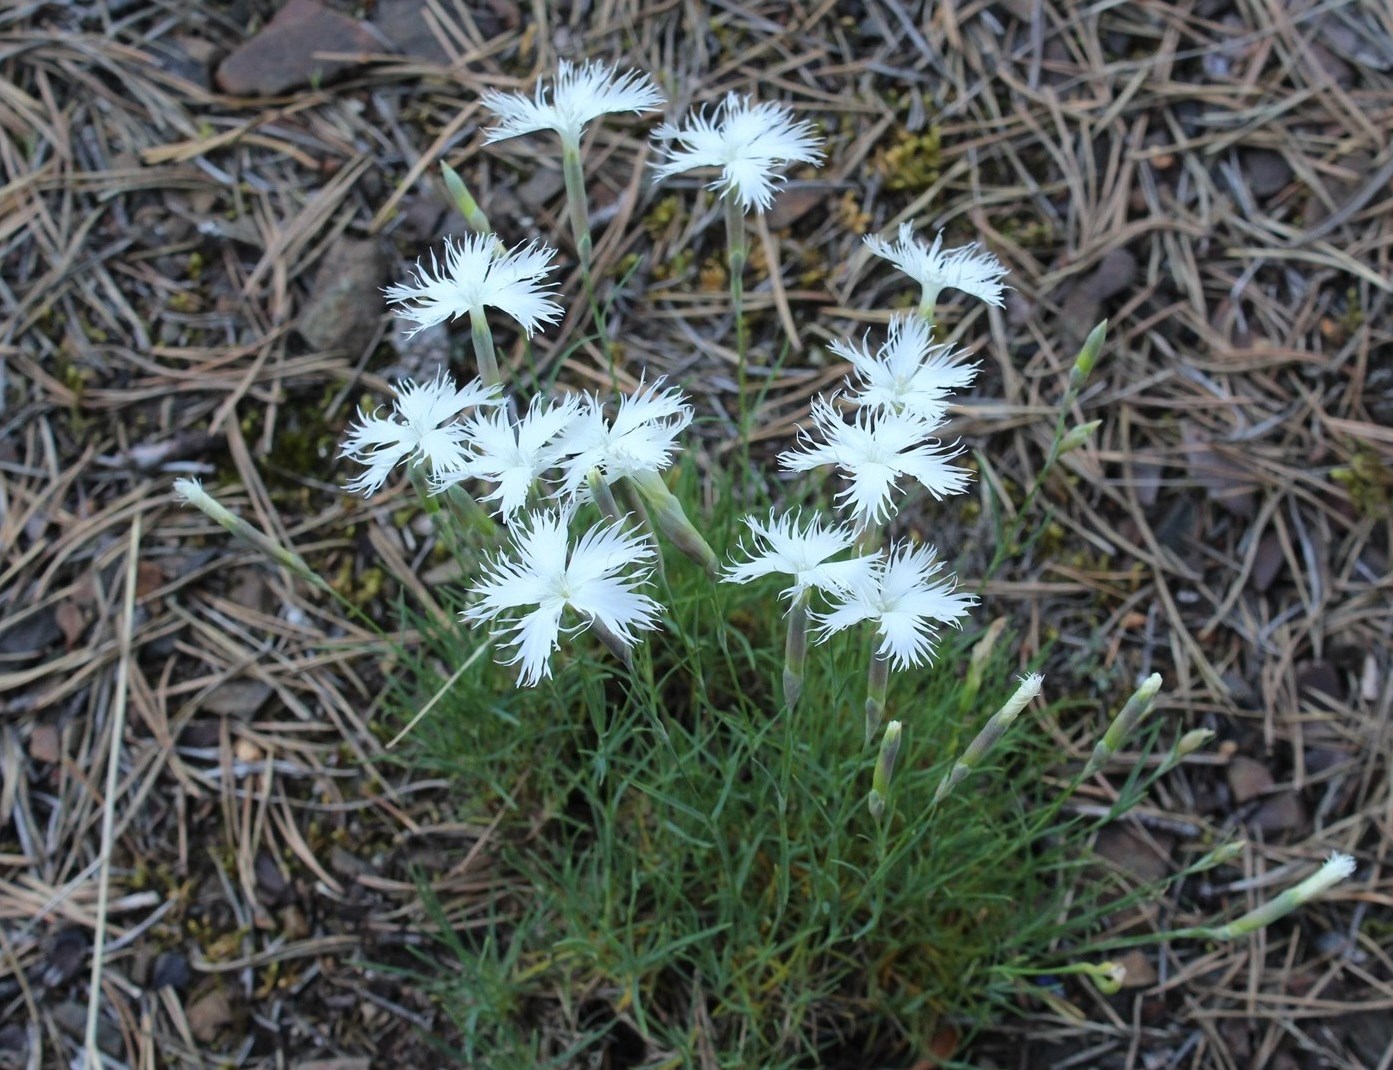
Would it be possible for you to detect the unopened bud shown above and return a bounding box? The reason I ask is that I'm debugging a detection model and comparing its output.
[936,674,1043,803]
[441,161,493,235]
[1090,961,1126,995]
[960,617,1008,715]
[1057,419,1102,456]
[1084,673,1162,777]
[627,469,719,578]
[1198,853,1356,941]
[1159,726,1215,774]
[1069,320,1108,392]
[1177,728,1215,757]
[173,478,326,590]
[1190,840,1246,873]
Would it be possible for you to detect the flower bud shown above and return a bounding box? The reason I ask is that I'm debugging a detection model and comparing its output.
[627,469,720,578]
[1176,728,1215,757]
[1089,961,1126,995]
[959,617,1008,715]
[1190,839,1245,873]
[1198,853,1356,941]
[1083,673,1162,777]
[1057,419,1102,456]
[1069,320,1107,392]
[174,478,326,590]
[869,724,902,813]
[441,161,493,235]
[935,674,1043,803]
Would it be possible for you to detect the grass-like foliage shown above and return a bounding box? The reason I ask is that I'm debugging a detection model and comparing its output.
[394,471,1112,1068]
[170,57,1359,1070]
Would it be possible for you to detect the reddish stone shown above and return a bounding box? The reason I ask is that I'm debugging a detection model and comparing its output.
[215,0,378,96]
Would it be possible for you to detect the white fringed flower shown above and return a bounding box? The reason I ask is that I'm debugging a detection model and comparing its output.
[481,59,665,149]
[817,543,976,670]
[341,372,501,496]
[556,380,693,501]
[724,510,880,602]
[651,93,823,211]
[834,314,977,421]
[778,396,971,529]
[437,395,582,520]
[464,511,662,686]
[384,235,562,338]
[864,224,1009,313]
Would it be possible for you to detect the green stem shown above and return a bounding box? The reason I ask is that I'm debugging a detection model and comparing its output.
[563,141,617,385]
[561,143,593,279]
[469,313,501,388]
[724,195,750,457]
[782,591,809,711]
[865,649,890,745]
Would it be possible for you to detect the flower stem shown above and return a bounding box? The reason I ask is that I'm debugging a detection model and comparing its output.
[561,143,593,279]
[865,649,891,744]
[918,283,943,322]
[783,591,809,711]
[563,141,618,385]
[723,195,751,448]
[469,313,502,388]
[586,468,624,527]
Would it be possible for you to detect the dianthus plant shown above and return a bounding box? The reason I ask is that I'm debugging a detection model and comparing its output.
[266,59,1365,1069]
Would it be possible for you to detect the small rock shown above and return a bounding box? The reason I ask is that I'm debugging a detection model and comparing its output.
[186,986,236,1044]
[216,0,379,96]
[152,33,221,89]
[1248,790,1306,835]
[0,1023,28,1058]
[200,679,273,718]
[50,1001,121,1055]
[1239,149,1293,198]
[40,928,88,988]
[1058,248,1137,348]
[765,182,829,230]
[1226,756,1273,803]
[329,845,375,880]
[1181,421,1257,517]
[152,951,192,991]
[1116,948,1157,988]
[371,0,452,64]
[0,607,61,657]
[297,1059,371,1070]
[514,168,565,214]
[55,600,89,648]
[1094,826,1172,884]
[1250,531,1285,592]
[255,850,290,902]
[28,723,61,765]
[297,236,392,354]
[178,720,223,748]
[1297,660,1344,705]
[395,193,445,243]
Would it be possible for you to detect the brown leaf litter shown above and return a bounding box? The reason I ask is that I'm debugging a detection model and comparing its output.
[1,0,1391,1066]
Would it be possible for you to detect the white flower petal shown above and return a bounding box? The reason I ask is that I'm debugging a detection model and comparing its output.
[482,59,664,146]
[340,371,495,496]
[723,510,875,599]
[385,235,563,337]
[812,541,975,670]
[839,315,976,421]
[652,93,824,212]
[779,396,970,528]
[555,380,691,502]
[463,511,661,686]
[864,224,1009,308]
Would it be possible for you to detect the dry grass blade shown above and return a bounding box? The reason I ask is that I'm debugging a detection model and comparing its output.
[0,0,1389,1066]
